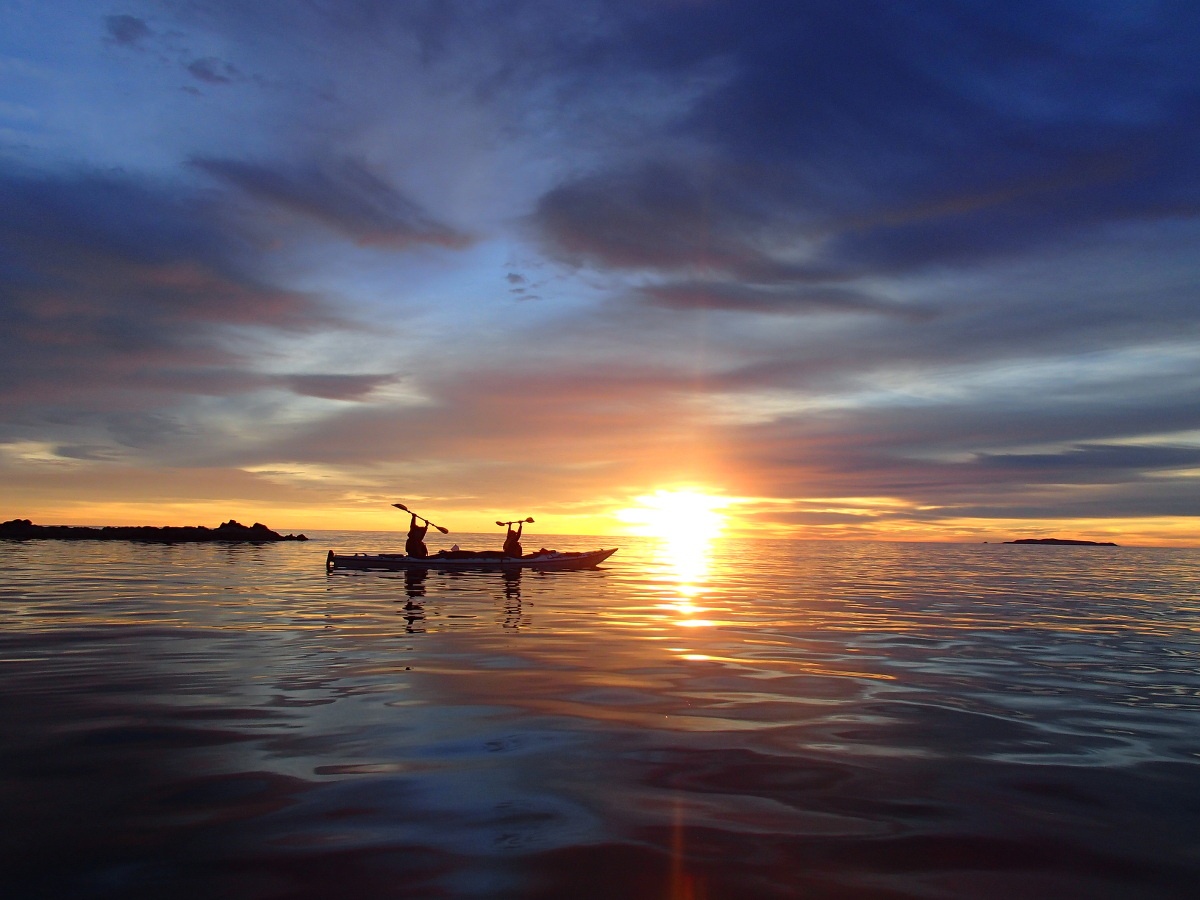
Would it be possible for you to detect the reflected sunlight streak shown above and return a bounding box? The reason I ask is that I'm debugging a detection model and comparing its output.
[617,489,731,605]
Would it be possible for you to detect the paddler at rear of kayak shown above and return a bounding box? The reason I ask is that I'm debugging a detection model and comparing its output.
[391,503,450,558]
[406,513,429,558]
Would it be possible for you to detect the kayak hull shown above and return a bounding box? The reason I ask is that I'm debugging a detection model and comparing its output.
[327,547,617,572]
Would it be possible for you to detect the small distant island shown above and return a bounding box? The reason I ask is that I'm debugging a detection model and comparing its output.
[0,518,307,543]
[1003,538,1118,546]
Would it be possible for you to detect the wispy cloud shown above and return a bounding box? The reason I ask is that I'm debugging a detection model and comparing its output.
[0,164,387,457]
[186,57,239,85]
[192,157,471,249]
[104,14,150,47]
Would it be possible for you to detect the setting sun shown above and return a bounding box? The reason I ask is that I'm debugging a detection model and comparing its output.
[617,489,731,543]
[617,489,733,585]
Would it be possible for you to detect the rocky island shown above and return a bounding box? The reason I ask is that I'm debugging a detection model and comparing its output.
[0,518,307,543]
[1003,537,1118,546]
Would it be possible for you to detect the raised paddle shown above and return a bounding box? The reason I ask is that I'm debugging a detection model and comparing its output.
[392,503,450,534]
[496,517,535,527]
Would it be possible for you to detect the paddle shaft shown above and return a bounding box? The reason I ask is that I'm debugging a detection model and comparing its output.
[392,503,450,534]
[496,517,534,527]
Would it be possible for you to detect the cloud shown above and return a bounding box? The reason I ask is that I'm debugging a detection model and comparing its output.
[104,14,150,46]
[186,57,239,85]
[531,162,773,274]
[976,445,1200,476]
[0,165,356,420]
[283,374,398,401]
[241,359,717,482]
[192,157,471,249]
[527,1,1200,291]
[639,280,928,318]
[117,369,398,403]
[710,379,1200,521]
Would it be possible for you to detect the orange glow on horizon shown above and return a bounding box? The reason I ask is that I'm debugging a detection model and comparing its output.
[6,485,1199,548]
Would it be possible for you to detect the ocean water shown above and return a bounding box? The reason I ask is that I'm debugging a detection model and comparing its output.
[2,532,1199,899]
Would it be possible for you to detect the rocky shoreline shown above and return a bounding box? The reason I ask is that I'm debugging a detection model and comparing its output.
[1003,537,1118,546]
[0,518,307,543]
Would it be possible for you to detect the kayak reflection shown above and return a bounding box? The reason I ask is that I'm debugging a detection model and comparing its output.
[404,567,427,599]
[393,568,529,632]
[501,570,524,630]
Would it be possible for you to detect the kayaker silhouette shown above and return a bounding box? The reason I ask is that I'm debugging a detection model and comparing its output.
[391,504,449,558]
[498,516,534,557]
[503,522,523,558]
[405,513,429,558]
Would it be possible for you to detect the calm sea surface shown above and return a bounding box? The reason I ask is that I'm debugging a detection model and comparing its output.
[2,533,1199,899]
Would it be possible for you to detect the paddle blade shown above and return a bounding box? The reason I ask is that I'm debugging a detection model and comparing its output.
[392,503,408,511]
[495,521,505,527]
[526,517,535,523]
[437,526,450,534]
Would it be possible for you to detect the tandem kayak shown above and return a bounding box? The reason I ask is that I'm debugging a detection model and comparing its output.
[326,547,617,572]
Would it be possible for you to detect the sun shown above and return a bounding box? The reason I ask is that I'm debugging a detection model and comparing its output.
[616,489,731,584]
[618,489,730,543]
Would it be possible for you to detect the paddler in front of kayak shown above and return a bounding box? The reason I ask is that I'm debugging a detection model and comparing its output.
[498,516,534,558]
[503,522,522,557]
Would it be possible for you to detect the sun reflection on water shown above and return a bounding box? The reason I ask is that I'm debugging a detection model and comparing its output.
[617,489,733,631]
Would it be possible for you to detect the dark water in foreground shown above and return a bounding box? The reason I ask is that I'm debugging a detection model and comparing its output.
[3,533,1199,899]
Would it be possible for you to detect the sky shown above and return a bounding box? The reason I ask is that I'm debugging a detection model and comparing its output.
[2,0,1199,545]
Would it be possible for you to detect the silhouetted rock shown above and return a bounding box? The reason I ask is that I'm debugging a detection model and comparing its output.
[0,518,308,543]
[1003,537,1118,546]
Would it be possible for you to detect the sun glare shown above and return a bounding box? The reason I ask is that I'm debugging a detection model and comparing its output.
[619,489,729,541]
[617,489,731,584]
